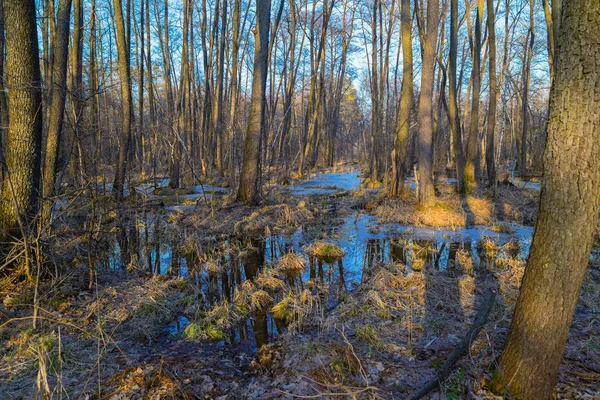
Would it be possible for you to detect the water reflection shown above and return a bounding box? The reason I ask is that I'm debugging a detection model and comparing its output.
[94,212,533,348]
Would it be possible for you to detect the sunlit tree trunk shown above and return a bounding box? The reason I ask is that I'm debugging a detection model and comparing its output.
[0,0,43,234]
[390,0,413,197]
[498,0,600,397]
[237,0,271,203]
[0,1,8,184]
[416,0,439,205]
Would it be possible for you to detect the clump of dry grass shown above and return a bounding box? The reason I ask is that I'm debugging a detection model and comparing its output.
[412,200,465,227]
[271,289,319,331]
[464,196,494,225]
[456,249,474,276]
[103,363,193,399]
[276,252,306,278]
[234,204,313,234]
[478,237,498,259]
[251,290,274,312]
[306,242,346,264]
[361,177,383,189]
[255,268,286,291]
[490,223,513,233]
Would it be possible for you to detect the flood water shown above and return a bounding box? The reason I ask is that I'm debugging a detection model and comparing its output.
[82,171,542,348]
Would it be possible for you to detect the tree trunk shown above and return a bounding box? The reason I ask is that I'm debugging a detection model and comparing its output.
[68,0,83,185]
[416,0,439,205]
[370,0,380,183]
[498,0,600,398]
[0,1,8,184]
[112,0,133,201]
[447,0,464,193]
[0,0,43,234]
[485,0,497,188]
[464,0,483,192]
[42,0,72,224]
[518,0,534,177]
[390,0,413,197]
[228,0,241,185]
[237,0,271,204]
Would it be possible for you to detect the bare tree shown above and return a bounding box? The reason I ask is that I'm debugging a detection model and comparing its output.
[112,0,133,201]
[416,0,439,204]
[237,0,272,203]
[498,0,599,396]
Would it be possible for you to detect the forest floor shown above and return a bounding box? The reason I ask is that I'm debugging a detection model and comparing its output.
[1,165,599,399]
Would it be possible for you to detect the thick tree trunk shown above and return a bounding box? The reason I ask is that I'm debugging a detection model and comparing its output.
[112,0,133,201]
[237,0,271,204]
[0,0,43,234]
[498,0,600,398]
[390,0,413,197]
[0,1,8,183]
[416,0,439,205]
[42,0,72,224]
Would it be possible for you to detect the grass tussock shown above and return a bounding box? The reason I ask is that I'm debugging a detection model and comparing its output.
[276,252,306,277]
[306,242,346,264]
[234,204,313,234]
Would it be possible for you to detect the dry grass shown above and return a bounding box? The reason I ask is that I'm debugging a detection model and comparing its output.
[375,196,466,228]
[495,185,538,224]
[374,185,539,228]
[234,204,313,234]
[277,252,306,278]
[103,363,193,399]
[306,242,346,264]
[464,195,494,225]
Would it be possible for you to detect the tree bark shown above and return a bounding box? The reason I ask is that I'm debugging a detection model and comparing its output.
[112,0,133,201]
[416,0,439,205]
[42,0,72,224]
[0,0,43,234]
[390,0,413,197]
[447,0,464,193]
[237,0,271,204]
[464,0,484,193]
[498,0,600,398]
[485,0,497,188]
[0,1,8,184]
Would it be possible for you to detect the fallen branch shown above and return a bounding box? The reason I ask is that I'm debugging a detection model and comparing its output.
[407,289,496,400]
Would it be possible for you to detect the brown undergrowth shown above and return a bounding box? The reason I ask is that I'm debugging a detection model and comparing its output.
[374,184,538,228]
